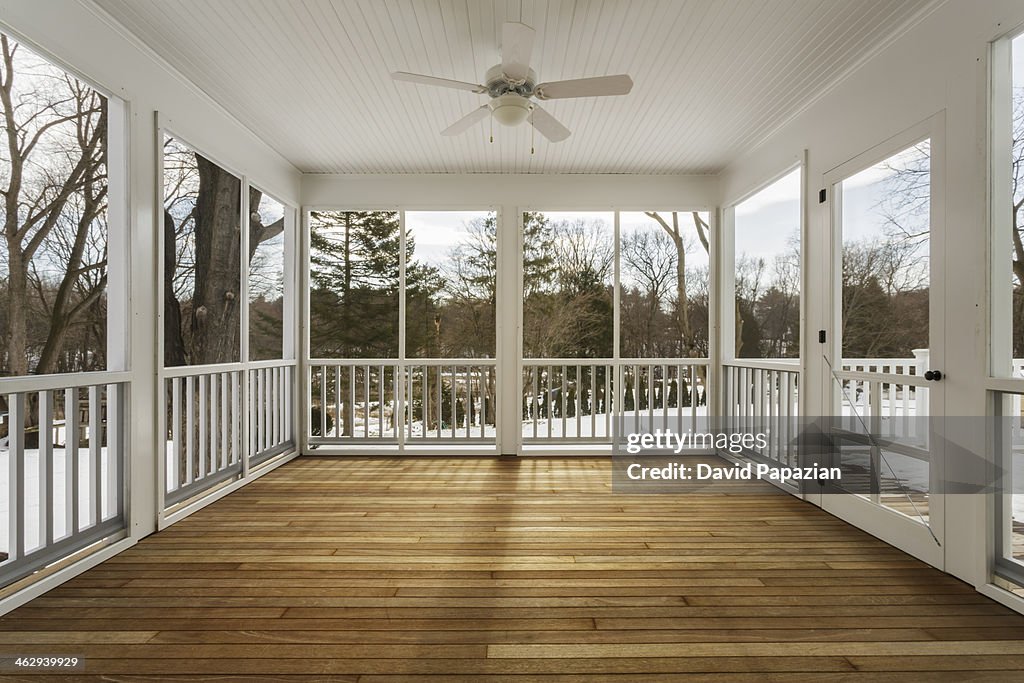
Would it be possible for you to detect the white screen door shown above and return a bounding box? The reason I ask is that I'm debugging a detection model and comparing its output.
[823,115,945,568]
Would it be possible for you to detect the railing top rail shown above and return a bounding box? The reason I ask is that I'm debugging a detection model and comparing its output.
[618,357,712,365]
[834,369,930,387]
[164,359,298,378]
[0,370,132,394]
[841,359,919,368]
[308,358,497,366]
[723,359,800,371]
[404,358,498,366]
[522,358,711,365]
[247,359,298,370]
[163,362,246,378]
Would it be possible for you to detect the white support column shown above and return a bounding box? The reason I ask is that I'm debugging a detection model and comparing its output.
[298,209,311,455]
[717,206,735,423]
[127,108,158,539]
[497,205,520,455]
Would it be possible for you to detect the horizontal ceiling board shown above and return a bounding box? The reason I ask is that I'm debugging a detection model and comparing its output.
[90,0,937,174]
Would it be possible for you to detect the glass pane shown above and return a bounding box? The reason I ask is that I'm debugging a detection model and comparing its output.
[522,211,613,359]
[734,169,801,359]
[1012,34,1024,363]
[841,142,930,361]
[249,190,286,361]
[308,211,400,359]
[405,211,496,358]
[838,142,931,523]
[162,136,242,367]
[1005,393,1024,564]
[0,34,108,376]
[619,211,711,358]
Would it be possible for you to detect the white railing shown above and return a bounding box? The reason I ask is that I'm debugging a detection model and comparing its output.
[1,372,128,588]
[522,362,614,441]
[405,362,496,442]
[307,359,497,446]
[249,361,295,465]
[521,359,709,443]
[836,351,930,448]
[723,360,800,466]
[163,366,243,505]
[163,360,296,507]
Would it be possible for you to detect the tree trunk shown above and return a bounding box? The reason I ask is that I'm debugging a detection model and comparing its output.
[190,157,242,365]
[4,244,27,376]
[163,209,187,367]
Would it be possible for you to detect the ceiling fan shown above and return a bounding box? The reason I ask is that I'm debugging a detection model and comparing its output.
[391,22,633,143]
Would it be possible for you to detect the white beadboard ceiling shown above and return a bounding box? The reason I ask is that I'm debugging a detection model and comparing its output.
[91,0,938,174]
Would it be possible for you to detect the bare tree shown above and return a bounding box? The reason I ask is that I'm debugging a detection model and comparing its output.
[643,211,710,357]
[1,35,106,376]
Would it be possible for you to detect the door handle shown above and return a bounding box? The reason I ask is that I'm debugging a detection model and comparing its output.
[924,370,943,381]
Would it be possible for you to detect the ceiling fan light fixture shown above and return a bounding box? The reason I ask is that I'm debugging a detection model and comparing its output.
[490,94,532,127]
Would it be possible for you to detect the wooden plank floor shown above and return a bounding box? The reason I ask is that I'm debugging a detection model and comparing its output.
[2,455,1024,681]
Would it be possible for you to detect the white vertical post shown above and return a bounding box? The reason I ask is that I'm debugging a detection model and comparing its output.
[106,383,121,520]
[185,376,194,485]
[367,366,373,439]
[65,387,79,536]
[88,384,102,528]
[232,371,241,472]
[39,390,53,547]
[220,372,229,470]
[209,373,219,473]
[913,348,930,421]
[171,379,181,491]
[329,365,336,437]
[8,393,24,561]
[197,374,207,481]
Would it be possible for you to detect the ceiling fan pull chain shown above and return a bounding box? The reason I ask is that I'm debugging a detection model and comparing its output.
[490,111,494,143]
[530,111,535,155]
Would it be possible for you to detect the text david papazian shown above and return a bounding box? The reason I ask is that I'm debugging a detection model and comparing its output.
[625,461,843,482]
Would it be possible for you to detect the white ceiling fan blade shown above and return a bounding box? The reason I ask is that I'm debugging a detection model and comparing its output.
[501,22,535,82]
[534,74,633,100]
[529,105,571,143]
[442,105,491,136]
[392,71,485,93]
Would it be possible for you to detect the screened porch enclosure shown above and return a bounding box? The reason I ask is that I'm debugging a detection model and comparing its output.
[2,0,1024,632]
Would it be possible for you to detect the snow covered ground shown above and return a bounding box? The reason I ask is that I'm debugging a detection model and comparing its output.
[0,446,108,556]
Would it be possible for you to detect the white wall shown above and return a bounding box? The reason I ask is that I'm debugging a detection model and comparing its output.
[717,0,1024,586]
[0,0,302,545]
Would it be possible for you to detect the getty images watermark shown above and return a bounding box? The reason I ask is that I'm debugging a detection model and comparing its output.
[617,423,840,487]
[610,415,1020,495]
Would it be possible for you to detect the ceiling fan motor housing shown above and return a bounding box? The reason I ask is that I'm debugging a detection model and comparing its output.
[485,64,537,97]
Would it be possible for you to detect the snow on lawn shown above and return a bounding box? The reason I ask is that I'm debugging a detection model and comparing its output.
[0,446,109,556]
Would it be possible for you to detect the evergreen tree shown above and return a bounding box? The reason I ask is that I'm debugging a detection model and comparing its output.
[309,210,404,358]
